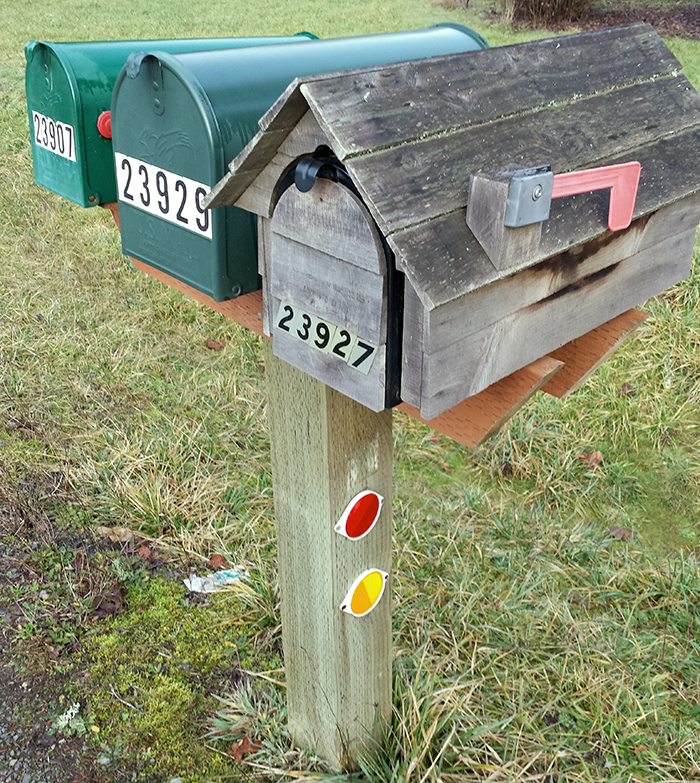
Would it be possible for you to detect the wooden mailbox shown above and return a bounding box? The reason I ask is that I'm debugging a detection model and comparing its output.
[206,23,700,420]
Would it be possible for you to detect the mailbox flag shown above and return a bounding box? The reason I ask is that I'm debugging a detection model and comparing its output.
[335,490,383,540]
[341,569,388,617]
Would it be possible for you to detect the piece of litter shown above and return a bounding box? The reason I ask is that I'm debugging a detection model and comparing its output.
[183,568,249,593]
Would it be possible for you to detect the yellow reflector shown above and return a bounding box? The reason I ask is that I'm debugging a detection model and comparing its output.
[340,569,388,617]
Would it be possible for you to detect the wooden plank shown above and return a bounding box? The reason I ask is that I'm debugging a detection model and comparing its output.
[265,341,392,769]
[269,234,387,345]
[398,356,563,444]
[466,169,544,272]
[400,281,425,408]
[304,25,679,158]
[204,81,311,210]
[235,153,294,218]
[277,109,329,158]
[101,201,122,230]
[346,73,700,237]
[418,226,695,418]
[390,154,700,311]
[130,258,265,336]
[101,203,266,335]
[272,317,387,413]
[257,216,274,336]
[273,178,386,273]
[541,309,649,397]
[424,196,700,351]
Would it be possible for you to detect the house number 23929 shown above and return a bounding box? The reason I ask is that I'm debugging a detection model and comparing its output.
[275,302,377,375]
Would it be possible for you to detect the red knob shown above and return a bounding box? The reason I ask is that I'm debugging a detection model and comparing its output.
[97,110,112,139]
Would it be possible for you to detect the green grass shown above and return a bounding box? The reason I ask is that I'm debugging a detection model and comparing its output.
[2,0,700,780]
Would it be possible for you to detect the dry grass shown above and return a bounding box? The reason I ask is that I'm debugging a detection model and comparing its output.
[2,0,700,780]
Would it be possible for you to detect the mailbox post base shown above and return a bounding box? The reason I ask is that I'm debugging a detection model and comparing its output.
[264,342,393,770]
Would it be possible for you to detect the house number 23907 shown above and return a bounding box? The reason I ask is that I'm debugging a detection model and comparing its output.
[275,302,377,375]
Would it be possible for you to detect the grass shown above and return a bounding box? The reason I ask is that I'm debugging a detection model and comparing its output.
[1,0,700,780]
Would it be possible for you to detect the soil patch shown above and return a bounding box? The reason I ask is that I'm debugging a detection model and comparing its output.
[470,0,700,39]
[574,3,700,40]
[0,468,181,782]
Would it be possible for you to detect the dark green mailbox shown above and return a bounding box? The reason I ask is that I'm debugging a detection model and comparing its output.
[25,34,318,208]
[111,23,489,302]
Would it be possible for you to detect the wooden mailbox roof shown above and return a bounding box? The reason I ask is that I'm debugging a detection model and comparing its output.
[207,24,700,310]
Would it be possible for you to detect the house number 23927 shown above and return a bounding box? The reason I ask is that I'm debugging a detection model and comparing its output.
[275,302,377,375]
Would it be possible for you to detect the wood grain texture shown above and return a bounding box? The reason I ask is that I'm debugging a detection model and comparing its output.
[541,309,649,397]
[398,356,563,442]
[400,281,426,408]
[424,196,700,351]
[265,340,392,770]
[391,171,700,310]
[277,109,329,158]
[235,153,294,218]
[203,79,311,210]
[345,72,700,237]
[418,225,695,418]
[303,24,678,158]
[272,324,387,412]
[257,215,274,336]
[269,234,387,344]
[466,170,543,272]
[273,178,386,273]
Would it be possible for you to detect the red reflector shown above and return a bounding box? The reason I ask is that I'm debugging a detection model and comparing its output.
[335,490,383,541]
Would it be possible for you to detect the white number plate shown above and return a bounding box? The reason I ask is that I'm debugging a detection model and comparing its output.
[114,153,212,239]
[275,302,377,375]
[32,111,76,161]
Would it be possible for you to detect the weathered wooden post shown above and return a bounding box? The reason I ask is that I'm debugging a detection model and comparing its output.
[265,346,392,767]
[99,23,700,771]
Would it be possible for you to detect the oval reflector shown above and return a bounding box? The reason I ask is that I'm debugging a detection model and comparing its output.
[335,490,383,540]
[340,569,388,617]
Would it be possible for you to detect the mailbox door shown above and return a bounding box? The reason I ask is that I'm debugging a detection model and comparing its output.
[25,34,318,207]
[25,42,88,205]
[269,178,389,412]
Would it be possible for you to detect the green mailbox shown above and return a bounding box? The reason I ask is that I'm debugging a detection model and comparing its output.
[25,34,318,208]
[111,23,489,302]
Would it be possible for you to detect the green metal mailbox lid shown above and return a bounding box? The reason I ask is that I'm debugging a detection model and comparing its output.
[24,34,318,208]
[111,23,488,302]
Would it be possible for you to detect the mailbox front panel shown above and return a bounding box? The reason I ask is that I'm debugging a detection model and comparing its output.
[269,178,389,412]
[25,35,318,207]
[113,57,243,301]
[26,42,88,205]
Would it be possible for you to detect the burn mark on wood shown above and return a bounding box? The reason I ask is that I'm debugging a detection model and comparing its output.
[533,263,621,308]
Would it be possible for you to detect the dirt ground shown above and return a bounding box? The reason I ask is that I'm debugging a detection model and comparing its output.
[504,1,700,39]
[0,471,177,782]
[574,4,700,38]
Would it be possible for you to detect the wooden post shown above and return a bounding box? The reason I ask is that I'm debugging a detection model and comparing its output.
[264,341,393,770]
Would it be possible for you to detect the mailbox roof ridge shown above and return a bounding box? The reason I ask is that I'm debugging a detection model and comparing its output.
[207,25,700,308]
